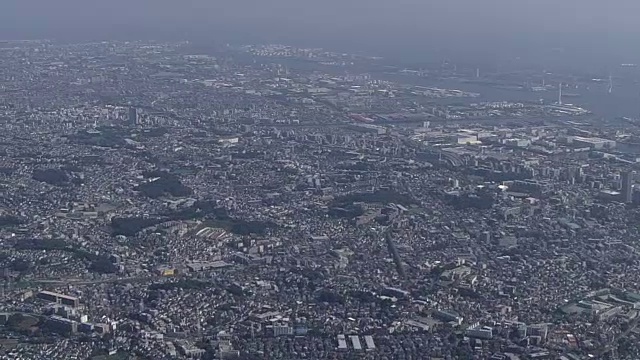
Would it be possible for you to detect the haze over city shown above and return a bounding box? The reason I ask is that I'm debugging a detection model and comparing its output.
[3,0,640,67]
[3,1,640,359]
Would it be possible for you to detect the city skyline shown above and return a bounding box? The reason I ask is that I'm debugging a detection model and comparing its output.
[2,1,640,67]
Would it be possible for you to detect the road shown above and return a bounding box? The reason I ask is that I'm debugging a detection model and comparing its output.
[596,317,640,357]
[31,275,163,286]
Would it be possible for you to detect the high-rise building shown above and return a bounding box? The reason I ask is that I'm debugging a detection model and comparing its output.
[128,107,138,126]
[622,170,635,203]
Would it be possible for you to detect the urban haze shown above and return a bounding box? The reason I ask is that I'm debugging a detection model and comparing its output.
[1,1,640,359]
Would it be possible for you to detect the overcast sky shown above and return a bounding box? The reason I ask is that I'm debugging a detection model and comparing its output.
[1,0,638,66]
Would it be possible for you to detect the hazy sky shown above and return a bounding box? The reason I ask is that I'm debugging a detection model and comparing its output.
[1,0,639,66]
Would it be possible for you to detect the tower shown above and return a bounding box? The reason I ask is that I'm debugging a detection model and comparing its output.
[622,170,635,204]
[385,230,405,278]
[558,83,563,105]
[476,68,480,78]
[608,74,613,94]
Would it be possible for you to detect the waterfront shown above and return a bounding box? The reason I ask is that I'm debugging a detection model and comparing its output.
[379,74,640,119]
